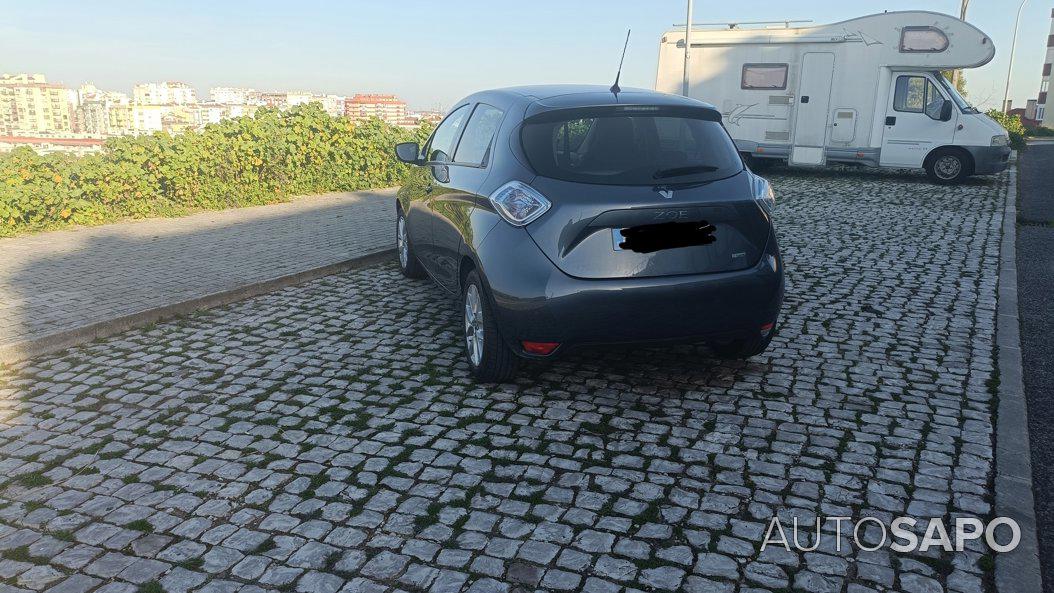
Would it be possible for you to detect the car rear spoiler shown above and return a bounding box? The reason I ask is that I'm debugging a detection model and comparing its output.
[522,104,722,124]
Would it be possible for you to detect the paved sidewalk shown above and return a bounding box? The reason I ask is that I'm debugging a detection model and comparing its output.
[0,189,396,361]
[1017,144,1054,593]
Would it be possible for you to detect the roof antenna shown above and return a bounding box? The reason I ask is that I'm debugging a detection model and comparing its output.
[610,29,631,95]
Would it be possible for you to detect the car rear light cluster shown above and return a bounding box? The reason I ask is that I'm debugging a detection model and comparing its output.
[751,174,775,215]
[489,181,551,226]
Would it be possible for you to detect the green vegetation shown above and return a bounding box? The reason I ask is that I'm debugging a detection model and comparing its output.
[124,519,154,533]
[986,109,1027,151]
[0,104,433,236]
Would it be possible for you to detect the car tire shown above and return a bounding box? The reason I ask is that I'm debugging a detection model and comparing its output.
[462,270,519,382]
[925,149,971,185]
[710,328,776,359]
[397,208,426,278]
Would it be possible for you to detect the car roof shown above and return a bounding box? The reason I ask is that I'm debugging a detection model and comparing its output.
[459,85,719,118]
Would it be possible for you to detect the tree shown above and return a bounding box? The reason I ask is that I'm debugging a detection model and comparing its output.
[942,70,967,96]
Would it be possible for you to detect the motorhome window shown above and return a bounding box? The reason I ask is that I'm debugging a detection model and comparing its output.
[741,64,788,90]
[894,76,944,118]
[900,27,949,53]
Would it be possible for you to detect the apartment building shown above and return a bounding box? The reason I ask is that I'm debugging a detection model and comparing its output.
[344,94,407,125]
[73,82,132,135]
[209,87,260,105]
[0,73,73,135]
[319,94,347,117]
[1037,10,1054,128]
[132,81,197,105]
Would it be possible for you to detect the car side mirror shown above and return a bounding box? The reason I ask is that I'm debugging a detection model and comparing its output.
[395,142,421,164]
[940,100,953,121]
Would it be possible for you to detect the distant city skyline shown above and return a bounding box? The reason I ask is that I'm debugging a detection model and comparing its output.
[3,1,1054,111]
[0,72,438,155]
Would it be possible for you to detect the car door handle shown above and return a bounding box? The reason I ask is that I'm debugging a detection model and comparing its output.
[885,116,896,126]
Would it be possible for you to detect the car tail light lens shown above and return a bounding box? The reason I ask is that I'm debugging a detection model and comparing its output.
[521,341,560,355]
[751,175,775,215]
[489,181,551,226]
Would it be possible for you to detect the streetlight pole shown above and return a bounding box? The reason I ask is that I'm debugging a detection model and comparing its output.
[682,0,693,95]
[1003,0,1028,113]
[951,0,970,89]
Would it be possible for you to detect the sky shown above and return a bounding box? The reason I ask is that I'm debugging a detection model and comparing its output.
[1,0,1051,111]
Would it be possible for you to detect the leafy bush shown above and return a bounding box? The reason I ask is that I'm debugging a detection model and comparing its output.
[0,103,432,236]
[985,109,1027,151]
[1026,125,1054,137]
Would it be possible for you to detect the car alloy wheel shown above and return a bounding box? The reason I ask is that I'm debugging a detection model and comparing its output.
[464,284,485,366]
[396,209,425,278]
[397,215,409,269]
[461,270,518,381]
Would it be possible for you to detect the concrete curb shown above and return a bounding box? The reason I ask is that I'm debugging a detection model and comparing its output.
[0,248,395,365]
[994,156,1043,593]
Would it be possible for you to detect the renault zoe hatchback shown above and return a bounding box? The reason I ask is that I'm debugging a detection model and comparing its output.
[394,85,783,382]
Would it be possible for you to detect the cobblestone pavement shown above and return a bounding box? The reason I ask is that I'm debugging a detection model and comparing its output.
[0,189,395,351]
[0,167,1006,593]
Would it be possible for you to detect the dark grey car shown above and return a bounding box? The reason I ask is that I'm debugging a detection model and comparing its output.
[394,85,784,382]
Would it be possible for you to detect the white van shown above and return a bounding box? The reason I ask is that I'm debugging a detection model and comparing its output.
[655,11,1011,183]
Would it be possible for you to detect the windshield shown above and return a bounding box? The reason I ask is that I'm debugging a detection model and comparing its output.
[520,110,743,186]
[934,73,977,113]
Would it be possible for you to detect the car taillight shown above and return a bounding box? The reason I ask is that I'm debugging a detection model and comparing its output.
[489,181,551,226]
[751,174,775,215]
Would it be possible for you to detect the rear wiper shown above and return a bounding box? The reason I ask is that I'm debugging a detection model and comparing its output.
[652,165,719,179]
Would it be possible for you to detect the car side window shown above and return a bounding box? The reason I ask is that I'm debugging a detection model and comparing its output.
[426,104,470,163]
[894,76,943,117]
[453,104,504,166]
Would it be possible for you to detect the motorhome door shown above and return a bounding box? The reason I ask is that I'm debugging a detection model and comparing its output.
[789,52,835,166]
[879,73,956,168]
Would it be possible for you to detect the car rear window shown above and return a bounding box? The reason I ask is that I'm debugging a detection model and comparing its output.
[521,108,742,185]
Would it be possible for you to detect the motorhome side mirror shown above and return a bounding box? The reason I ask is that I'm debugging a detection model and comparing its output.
[940,100,953,122]
[395,142,421,164]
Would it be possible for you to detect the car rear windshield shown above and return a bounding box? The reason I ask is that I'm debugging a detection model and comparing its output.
[521,107,743,185]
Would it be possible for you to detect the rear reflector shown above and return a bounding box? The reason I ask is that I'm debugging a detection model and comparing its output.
[522,341,560,355]
[760,322,775,334]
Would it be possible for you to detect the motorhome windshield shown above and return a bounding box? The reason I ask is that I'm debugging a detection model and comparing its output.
[934,73,977,114]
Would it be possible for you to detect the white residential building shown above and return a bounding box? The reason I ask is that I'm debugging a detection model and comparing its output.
[319,94,346,117]
[133,81,197,105]
[209,87,260,105]
[285,92,315,108]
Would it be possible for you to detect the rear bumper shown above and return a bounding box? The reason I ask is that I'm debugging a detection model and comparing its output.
[964,145,1011,175]
[476,224,784,356]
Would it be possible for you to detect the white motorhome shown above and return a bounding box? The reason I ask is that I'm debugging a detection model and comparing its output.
[656,11,1011,183]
